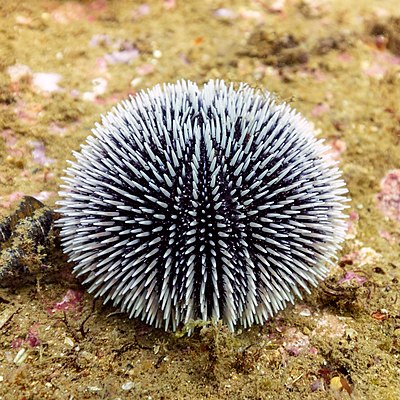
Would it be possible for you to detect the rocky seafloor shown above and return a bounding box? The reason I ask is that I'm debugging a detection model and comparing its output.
[0,1,399,399]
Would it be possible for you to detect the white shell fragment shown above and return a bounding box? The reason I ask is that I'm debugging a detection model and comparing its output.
[57,80,349,331]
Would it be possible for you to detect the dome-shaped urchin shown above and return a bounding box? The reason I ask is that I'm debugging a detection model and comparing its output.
[57,80,348,331]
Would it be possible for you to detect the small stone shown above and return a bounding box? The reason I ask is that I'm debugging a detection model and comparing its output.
[88,386,102,392]
[344,328,358,340]
[269,0,286,13]
[13,348,27,365]
[0,308,18,329]
[82,92,96,102]
[303,326,311,335]
[104,49,139,65]
[15,15,32,25]
[64,337,74,347]
[80,351,96,361]
[82,77,108,101]
[35,191,54,202]
[91,78,108,95]
[6,64,32,82]
[153,50,162,58]
[330,376,342,391]
[122,381,134,391]
[299,309,312,317]
[213,8,237,20]
[130,77,143,87]
[32,72,62,93]
[311,378,323,392]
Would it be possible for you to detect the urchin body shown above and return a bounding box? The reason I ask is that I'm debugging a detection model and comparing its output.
[57,80,348,331]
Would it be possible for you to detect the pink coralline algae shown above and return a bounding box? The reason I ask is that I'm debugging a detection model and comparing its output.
[345,210,358,239]
[337,53,353,63]
[104,45,139,65]
[311,103,330,117]
[0,192,25,209]
[11,325,41,348]
[283,328,310,356]
[338,271,367,286]
[377,169,400,222]
[136,63,155,76]
[26,327,41,347]
[6,65,62,94]
[268,0,286,14]
[29,141,55,166]
[379,230,396,244]
[0,129,17,147]
[91,35,140,65]
[50,289,85,314]
[341,247,381,268]
[163,0,176,10]
[34,191,55,202]
[51,0,106,23]
[312,314,347,339]
[131,4,150,20]
[362,51,400,79]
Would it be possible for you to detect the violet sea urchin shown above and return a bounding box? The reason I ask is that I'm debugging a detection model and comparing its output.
[57,80,348,331]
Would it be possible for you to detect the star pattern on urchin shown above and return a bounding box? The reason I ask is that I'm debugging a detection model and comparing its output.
[57,80,349,331]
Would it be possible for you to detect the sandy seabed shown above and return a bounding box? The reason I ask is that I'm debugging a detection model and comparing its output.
[0,1,400,399]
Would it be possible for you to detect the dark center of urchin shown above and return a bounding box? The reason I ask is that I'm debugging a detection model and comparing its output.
[57,80,348,331]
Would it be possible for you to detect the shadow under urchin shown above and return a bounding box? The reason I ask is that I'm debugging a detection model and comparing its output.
[57,80,348,331]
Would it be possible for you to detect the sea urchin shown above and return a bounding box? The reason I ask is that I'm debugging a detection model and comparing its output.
[57,80,348,331]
